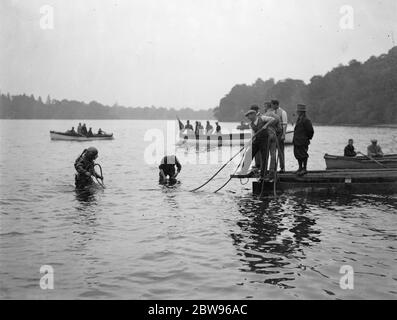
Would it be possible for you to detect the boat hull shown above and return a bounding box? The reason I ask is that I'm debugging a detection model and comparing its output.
[178,132,252,146]
[324,154,397,170]
[50,131,114,141]
[178,130,293,146]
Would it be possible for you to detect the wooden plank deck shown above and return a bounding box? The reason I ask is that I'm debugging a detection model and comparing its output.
[231,168,397,180]
[231,169,397,195]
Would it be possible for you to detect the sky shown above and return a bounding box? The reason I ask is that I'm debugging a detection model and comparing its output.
[0,0,396,109]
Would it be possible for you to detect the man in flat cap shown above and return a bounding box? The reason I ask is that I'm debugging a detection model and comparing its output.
[238,109,276,177]
[293,104,314,176]
[367,139,384,157]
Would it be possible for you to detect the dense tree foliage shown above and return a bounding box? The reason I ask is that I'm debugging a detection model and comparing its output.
[214,47,397,125]
[0,94,213,120]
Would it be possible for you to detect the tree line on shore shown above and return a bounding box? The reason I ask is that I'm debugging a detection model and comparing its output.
[214,46,397,125]
[0,94,214,120]
[1,46,396,125]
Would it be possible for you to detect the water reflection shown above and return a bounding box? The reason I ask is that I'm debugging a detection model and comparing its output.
[231,196,321,288]
[231,193,397,290]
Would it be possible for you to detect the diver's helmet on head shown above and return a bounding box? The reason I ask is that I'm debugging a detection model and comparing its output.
[86,147,98,159]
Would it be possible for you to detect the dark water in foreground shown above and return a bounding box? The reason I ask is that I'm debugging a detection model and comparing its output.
[0,120,396,299]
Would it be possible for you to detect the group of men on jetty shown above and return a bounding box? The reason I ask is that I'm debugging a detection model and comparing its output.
[236,100,313,179]
[65,123,106,137]
[162,100,313,184]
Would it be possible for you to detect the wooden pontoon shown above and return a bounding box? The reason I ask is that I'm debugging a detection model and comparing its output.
[231,168,397,196]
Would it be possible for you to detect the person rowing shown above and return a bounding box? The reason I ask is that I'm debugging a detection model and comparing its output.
[367,139,384,157]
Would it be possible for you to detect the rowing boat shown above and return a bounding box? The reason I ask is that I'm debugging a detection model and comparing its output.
[324,154,397,170]
[50,131,114,141]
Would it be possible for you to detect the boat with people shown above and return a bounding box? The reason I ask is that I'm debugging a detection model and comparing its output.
[177,117,293,146]
[324,154,397,170]
[50,123,114,141]
[178,131,252,146]
[50,131,114,141]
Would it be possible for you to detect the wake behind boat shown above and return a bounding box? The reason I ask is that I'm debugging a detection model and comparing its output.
[50,131,114,141]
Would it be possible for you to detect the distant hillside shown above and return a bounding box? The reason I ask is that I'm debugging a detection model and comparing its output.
[214,46,397,125]
[0,94,214,120]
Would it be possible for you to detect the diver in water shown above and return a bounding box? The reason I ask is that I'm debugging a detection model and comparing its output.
[74,147,103,188]
[159,155,181,185]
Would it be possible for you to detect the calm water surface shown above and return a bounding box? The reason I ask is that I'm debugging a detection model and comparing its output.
[0,120,396,299]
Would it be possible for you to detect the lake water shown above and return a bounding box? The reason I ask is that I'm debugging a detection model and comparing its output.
[0,120,396,299]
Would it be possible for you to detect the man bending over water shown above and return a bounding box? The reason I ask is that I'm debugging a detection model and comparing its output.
[159,155,182,185]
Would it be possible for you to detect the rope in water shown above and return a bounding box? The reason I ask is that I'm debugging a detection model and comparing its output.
[190,123,275,192]
[213,145,248,193]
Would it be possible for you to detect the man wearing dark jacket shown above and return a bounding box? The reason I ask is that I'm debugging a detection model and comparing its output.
[344,139,357,157]
[237,110,276,177]
[159,155,182,184]
[293,104,314,176]
[74,147,103,188]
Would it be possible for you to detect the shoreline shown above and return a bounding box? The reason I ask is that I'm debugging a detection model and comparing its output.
[0,118,396,128]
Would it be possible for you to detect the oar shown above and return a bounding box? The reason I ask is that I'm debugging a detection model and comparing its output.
[357,151,386,168]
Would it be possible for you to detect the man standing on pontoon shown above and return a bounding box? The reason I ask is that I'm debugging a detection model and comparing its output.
[293,104,314,176]
[237,110,276,178]
[271,100,288,173]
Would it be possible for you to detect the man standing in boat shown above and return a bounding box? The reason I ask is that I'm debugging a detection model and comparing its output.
[159,155,182,185]
[215,122,221,134]
[293,104,314,176]
[77,123,82,135]
[184,120,194,133]
[74,147,103,188]
[271,100,288,173]
[205,121,214,134]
